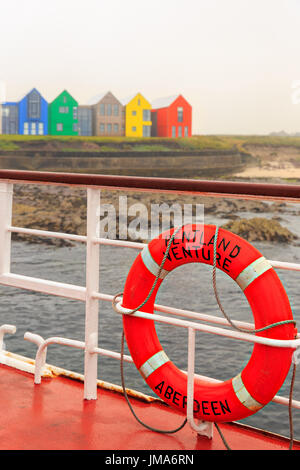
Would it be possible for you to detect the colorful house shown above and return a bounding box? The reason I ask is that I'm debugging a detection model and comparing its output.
[88,91,124,136]
[121,92,151,137]
[1,102,19,134]
[48,90,78,136]
[18,88,48,135]
[151,95,192,138]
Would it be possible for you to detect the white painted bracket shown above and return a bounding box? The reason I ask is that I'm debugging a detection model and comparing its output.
[0,324,16,351]
[292,347,300,365]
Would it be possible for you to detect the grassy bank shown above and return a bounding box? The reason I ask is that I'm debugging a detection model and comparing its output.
[1,134,300,180]
[1,134,300,153]
[0,134,238,152]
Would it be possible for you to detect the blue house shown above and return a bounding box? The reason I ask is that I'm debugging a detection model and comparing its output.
[18,88,48,135]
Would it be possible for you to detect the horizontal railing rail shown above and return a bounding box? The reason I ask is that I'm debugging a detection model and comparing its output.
[2,323,300,414]
[7,224,300,271]
[0,169,300,200]
[0,171,299,438]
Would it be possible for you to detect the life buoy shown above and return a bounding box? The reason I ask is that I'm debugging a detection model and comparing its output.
[121,224,296,423]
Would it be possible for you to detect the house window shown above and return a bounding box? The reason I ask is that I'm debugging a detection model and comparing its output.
[138,99,141,105]
[113,104,119,116]
[132,126,136,132]
[177,107,183,122]
[73,107,78,119]
[100,123,105,134]
[63,96,67,104]
[59,106,69,113]
[56,123,63,132]
[178,126,182,137]
[132,110,136,116]
[73,123,78,132]
[9,122,17,134]
[100,103,105,115]
[23,122,29,135]
[107,123,112,134]
[114,123,119,133]
[143,109,151,121]
[172,126,176,137]
[184,126,188,137]
[107,104,112,116]
[28,90,41,119]
[143,125,151,137]
[38,123,44,135]
[30,122,36,135]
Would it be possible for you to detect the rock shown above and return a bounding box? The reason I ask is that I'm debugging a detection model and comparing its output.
[221,217,297,243]
[269,202,288,213]
[10,184,298,246]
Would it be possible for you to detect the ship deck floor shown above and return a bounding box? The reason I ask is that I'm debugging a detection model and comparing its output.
[1,363,299,452]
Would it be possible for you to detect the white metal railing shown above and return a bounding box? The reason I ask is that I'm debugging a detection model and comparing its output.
[1,180,300,437]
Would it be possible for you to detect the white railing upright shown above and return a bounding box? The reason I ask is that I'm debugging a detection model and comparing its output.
[84,188,101,400]
[0,182,13,276]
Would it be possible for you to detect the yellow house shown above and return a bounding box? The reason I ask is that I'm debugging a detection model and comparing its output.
[121,92,152,137]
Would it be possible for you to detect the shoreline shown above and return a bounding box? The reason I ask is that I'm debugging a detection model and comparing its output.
[233,167,300,181]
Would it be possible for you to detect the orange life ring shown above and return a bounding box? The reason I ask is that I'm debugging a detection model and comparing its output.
[121,224,296,423]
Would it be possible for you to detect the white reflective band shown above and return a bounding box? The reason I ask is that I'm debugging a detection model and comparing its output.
[235,256,272,291]
[139,350,170,379]
[232,373,263,412]
[141,246,169,280]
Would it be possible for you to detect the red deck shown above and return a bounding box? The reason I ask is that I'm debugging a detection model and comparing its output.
[0,363,299,451]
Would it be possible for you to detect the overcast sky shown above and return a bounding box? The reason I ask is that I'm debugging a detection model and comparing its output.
[1,0,300,135]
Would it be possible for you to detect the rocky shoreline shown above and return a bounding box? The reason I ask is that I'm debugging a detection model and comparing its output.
[10,183,299,246]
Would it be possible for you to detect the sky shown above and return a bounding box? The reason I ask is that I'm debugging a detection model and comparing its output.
[1,0,300,135]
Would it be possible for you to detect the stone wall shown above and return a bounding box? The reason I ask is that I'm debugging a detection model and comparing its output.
[0,150,245,177]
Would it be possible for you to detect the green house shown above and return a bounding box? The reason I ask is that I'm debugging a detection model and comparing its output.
[48,90,78,135]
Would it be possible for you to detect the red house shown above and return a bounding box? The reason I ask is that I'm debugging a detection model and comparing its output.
[151,94,192,138]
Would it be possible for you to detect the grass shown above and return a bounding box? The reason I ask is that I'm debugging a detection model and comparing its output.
[0,140,20,150]
[1,134,300,153]
[131,144,172,152]
[0,134,238,151]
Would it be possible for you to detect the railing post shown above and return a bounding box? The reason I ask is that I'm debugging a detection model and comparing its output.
[187,327,213,438]
[84,188,100,399]
[0,182,13,275]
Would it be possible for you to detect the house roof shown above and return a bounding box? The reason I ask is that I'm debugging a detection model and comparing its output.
[120,93,139,106]
[151,95,180,109]
[21,88,43,100]
[51,89,77,104]
[87,91,121,106]
[2,102,18,106]
[16,87,48,104]
[87,92,109,106]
